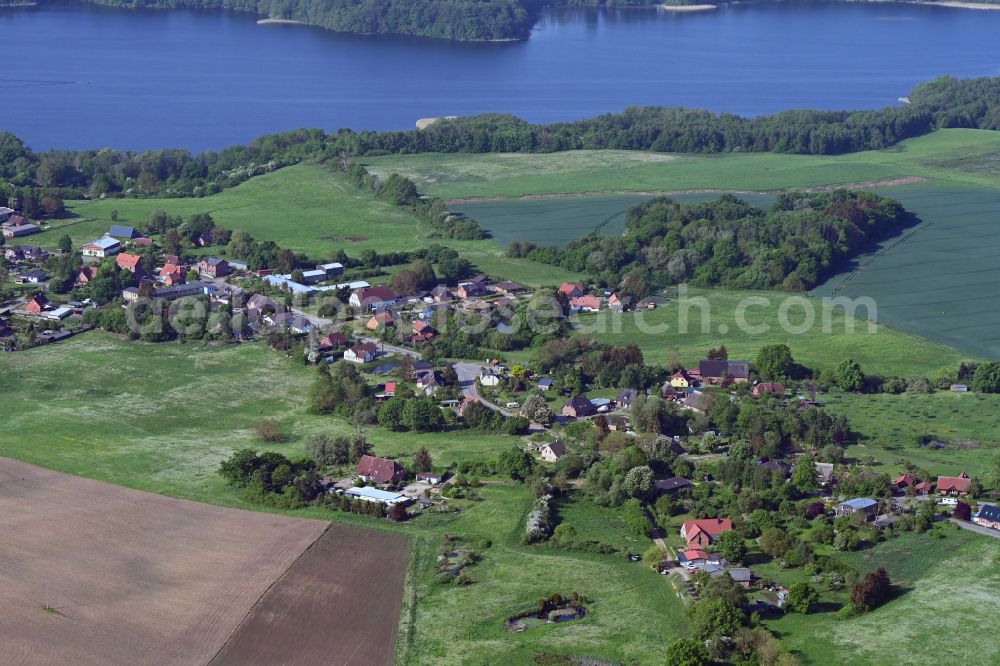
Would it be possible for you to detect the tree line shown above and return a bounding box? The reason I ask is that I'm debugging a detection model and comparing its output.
[2,76,999,203]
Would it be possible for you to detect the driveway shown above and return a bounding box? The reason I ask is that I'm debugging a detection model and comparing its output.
[359,337,422,359]
[949,517,1000,539]
[453,361,513,416]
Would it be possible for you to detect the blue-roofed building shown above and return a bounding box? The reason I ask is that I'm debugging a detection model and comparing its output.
[342,486,409,506]
[835,498,878,520]
[109,225,141,239]
[264,275,315,295]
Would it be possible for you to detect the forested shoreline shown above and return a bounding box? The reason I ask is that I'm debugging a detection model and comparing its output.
[1,76,999,205]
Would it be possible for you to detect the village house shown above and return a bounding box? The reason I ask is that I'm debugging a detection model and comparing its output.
[344,342,378,364]
[416,371,443,395]
[670,370,694,388]
[616,388,640,409]
[410,319,436,342]
[115,253,144,275]
[25,293,49,314]
[914,480,933,495]
[937,472,972,496]
[539,442,566,462]
[699,359,750,384]
[246,293,277,315]
[752,382,785,398]
[562,395,597,418]
[661,383,682,400]
[356,454,406,484]
[366,310,397,330]
[5,245,46,262]
[455,281,488,299]
[197,257,231,279]
[16,269,48,284]
[479,366,501,387]
[680,518,733,548]
[537,377,554,391]
[894,474,915,491]
[318,331,348,350]
[682,390,714,413]
[558,282,584,298]
[74,266,98,287]
[815,462,835,486]
[835,498,878,520]
[350,286,398,311]
[973,504,1000,530]
[570,294,601,313]
[268,312,312,334]
[608,293,625,312]
[82,236,121,258]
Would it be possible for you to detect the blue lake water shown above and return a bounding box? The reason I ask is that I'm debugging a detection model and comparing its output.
[4,1,1000,151]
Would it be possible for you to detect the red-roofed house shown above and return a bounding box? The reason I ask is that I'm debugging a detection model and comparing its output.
[74,266,97,287]
[752,382,785,398]
[366,310,396,330]
[25,293,48,314]
[914,481,932,495]
[937,472,971,496]
[318,331,348,350]
[356,455,406,484]
[894,474,915,490]
[350,286,398,311]
[570,295,601,313]
[559,282,584,298]
[680,518,733,548]
[116,252,144,275]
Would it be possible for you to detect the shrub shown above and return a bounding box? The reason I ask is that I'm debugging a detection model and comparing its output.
[252,418,284,442]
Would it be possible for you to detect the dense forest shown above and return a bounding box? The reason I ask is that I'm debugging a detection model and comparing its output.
[518,191,914,292]
[63,0,537,41]
[1,76,999,204]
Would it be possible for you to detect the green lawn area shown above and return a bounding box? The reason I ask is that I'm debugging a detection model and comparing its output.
[0,333,687,665]
[18,163,582,287]
[823,391,1000,479]
[587,288,975,379]
[363,129,1000,201]
[766,528,1000,666]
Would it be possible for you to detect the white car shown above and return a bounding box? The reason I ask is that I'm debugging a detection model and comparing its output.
[505,401,520,409]
[938,497,958,506]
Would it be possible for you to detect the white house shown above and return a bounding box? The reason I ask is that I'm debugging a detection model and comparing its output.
[479,366,501,387]
[82,236,122,258]
[539,442,566,462]
[349,286,398,311]
[344,342,378,364]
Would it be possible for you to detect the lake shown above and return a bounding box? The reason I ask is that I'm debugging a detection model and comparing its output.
[4,1,1000,151]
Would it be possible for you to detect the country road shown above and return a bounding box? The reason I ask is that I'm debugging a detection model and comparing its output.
[949,517,1000,540]
[453,361,513,416]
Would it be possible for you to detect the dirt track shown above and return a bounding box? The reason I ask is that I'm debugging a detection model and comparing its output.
[210,523,409,666]
[0,458,326,665]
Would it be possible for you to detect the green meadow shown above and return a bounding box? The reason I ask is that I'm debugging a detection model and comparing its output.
[766,528,1000,666]
[0,333,686,665]
[363,129,1000,200]
[823,390,1000,479]
[583,288,975,379]
[20,163,582,287]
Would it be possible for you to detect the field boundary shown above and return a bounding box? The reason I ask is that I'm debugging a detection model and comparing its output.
[207,523,333,664]
[444,176,927,205]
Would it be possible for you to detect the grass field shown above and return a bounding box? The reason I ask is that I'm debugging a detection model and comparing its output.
[822,391,1000,478]
[363,129,1000,200]
[581,288,975,379]
[767,528,1000,666]
[19,163,582,287]
[0,334,688,665]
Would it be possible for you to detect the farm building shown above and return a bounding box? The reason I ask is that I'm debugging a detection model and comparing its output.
[155,281,216,301]
[973,504,1000,530]
[25,293,49,314]
[342,486,408,507]
[416,472,443,485]
[937,472,972,496]
[356,455,406,485]
[570,295,601,312]
[16,269,48,284]
[558,282,584,298]
[654,477,693,494]
[680,518,733,548]
[699,359,750,384]
[539,443,566,462]
[835,498,878,520]
[316,262,345,278]
[82,236,121,258]
[108,225,142,239]
[2,223,40,238]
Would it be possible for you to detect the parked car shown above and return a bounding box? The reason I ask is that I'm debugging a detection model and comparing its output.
[938,497,959,506]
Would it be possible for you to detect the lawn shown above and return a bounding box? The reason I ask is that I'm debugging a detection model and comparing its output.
[823,391,1000,479]
[19,163,582,287]
[0,333,688,665]
[363,129,1000,201]
[587,288,975,379]
[766,528,1000,666]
